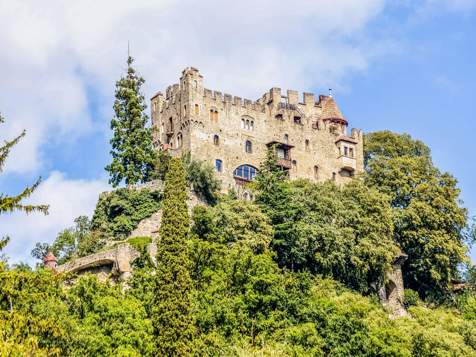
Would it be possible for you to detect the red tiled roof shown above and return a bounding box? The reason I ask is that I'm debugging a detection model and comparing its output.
[43,251,57,263]
[320,96,347,125]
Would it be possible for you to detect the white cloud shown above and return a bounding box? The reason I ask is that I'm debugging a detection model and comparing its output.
[0,171,109,264]
[0,0,388,174]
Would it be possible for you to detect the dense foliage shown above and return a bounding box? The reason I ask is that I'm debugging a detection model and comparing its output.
[3,129,476,355]
[364,131,475,298]
[153,157,194,355]
[90,187,161,242]
[105,56,156,187]
[253,147,399,293]
[154,151,221,204]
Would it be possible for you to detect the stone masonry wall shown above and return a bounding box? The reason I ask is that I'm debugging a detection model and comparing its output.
[151,67,364,194]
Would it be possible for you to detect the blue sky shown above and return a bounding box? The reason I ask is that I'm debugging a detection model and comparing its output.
[0,0,475,264]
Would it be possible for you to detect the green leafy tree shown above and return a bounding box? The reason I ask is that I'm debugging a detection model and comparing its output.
[31,216,93,264]
[105,56,156,187]
[364,131,474,298]
[153,158,193,355]
[0,114,48,215]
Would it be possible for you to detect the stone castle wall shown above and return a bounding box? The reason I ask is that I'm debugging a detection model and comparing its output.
[151,67,364,194]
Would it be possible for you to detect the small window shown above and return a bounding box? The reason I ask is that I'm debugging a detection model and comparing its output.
[349,147,354,158]
[305,139,310,151]
[210,109,219,122]
[292,160,297,170]
[177,133,182,148]
[246,120,250,130]
[184,105,187,112]
[168,117,173,132]
[332,172,336,181]
[215,159,222,172]
[344,146,348,157]
[251,121,254,131]
[245,140,252,153]
[241,118,245,129]
[275,114,283,121]
[294,116,302,124]
[284,134,289,144]
[314,165,319,180]
[194,104,199,115]
[213,135,219,146]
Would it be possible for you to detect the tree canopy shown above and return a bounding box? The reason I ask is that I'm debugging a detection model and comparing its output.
[364,130,475,298]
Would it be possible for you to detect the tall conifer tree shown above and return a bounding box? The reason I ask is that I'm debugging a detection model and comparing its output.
[153,157,193,355]
[105,56,156,187]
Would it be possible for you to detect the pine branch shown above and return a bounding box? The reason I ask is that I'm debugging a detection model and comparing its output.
[0,177,49,215]
[0,130,26,173]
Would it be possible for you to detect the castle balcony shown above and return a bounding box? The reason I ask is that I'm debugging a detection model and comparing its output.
[339,155,356,171]
[267,140,294,170]
[277,158,292,169]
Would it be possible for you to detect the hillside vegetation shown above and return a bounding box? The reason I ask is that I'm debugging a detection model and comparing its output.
[1,58,475,355]
[1,130,475,356]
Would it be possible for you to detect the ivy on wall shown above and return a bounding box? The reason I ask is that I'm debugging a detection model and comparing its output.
[91,188,162,241]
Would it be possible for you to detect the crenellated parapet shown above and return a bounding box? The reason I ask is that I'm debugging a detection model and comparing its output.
[150,67,365,190]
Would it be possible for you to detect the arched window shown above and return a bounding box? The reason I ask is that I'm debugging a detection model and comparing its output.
[213,134,219,146]
[210,109,219,122]
[245,140,252,153]
[233,164,258,181]
[241,118,245,129]
[305,139,310,151]
[284,134,289,144]
[194,104,199,115]
[251,121,254,130]
[177,133,182,148]
[314,165,319,180]
[168,117,173,132]
[292,160,297,171]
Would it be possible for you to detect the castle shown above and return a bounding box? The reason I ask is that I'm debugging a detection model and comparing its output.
[150,67,364,195]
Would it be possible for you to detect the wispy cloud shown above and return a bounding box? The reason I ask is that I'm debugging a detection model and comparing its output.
[0,0,389,175]
[0,171,108,264]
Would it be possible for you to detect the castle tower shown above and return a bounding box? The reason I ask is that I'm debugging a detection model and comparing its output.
[43,251,57,271]
[151,68,365,195]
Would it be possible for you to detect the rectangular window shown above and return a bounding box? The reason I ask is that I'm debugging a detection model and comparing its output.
[344,146,348,157]
[277,148,285,159]
[244,165,249,179]
[349,147,354,158]
[294,116,302,124]
[215,159,222,172]
[250,167,256,179]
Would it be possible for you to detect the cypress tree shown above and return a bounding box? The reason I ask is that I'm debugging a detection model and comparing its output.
[153,157,193,355]
[105,56,156,187]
